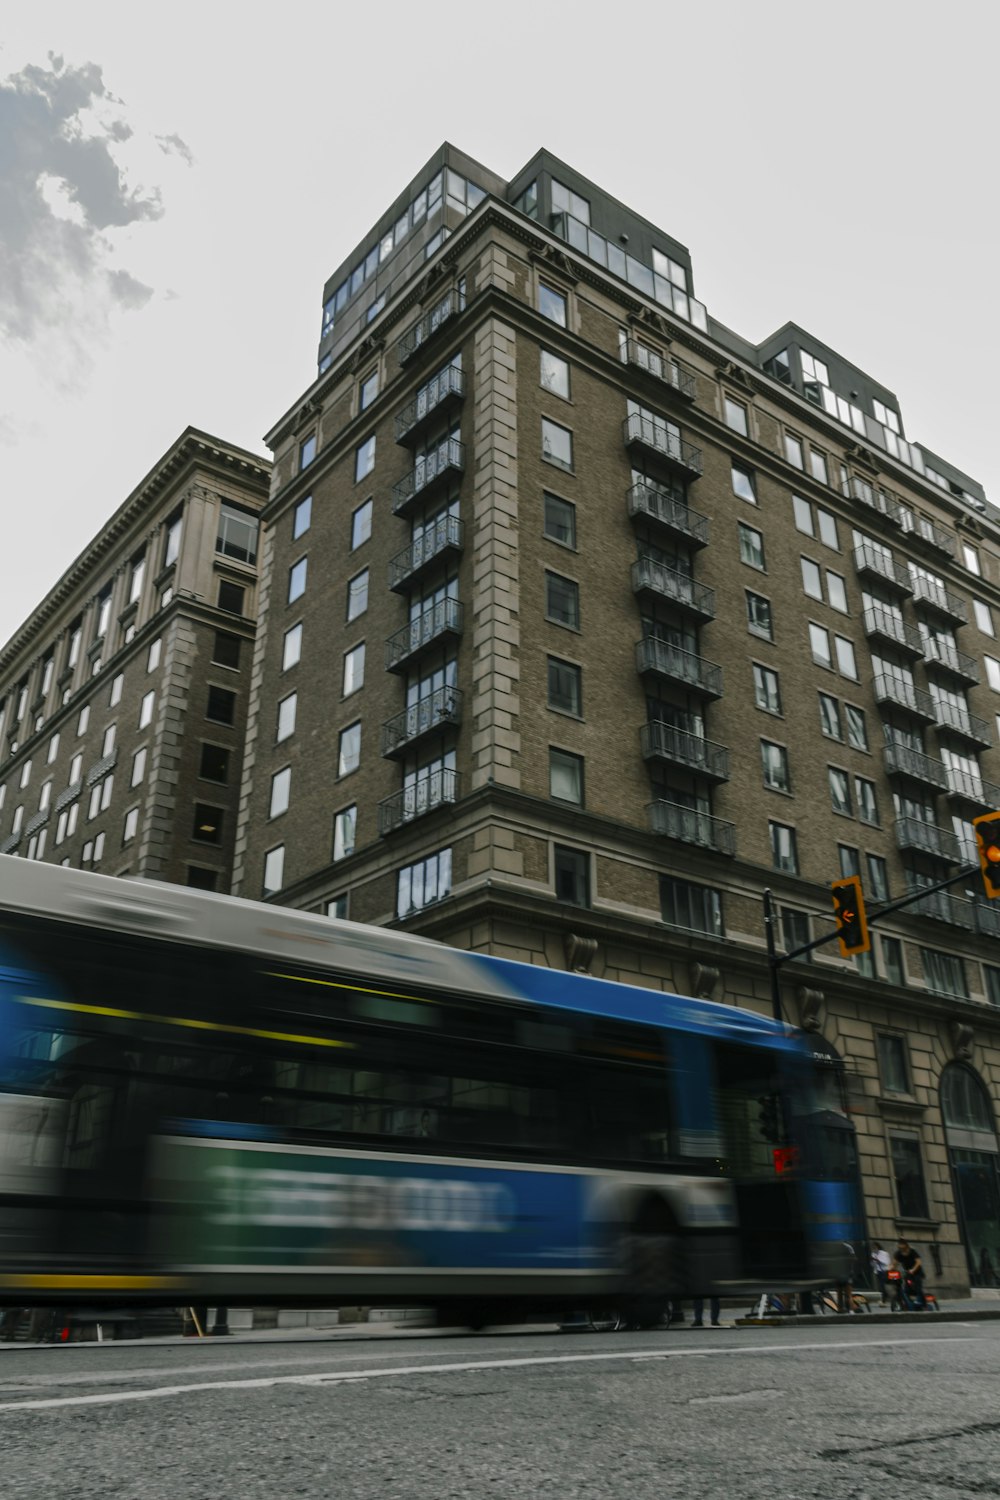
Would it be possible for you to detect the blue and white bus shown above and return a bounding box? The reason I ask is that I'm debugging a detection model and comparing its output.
[0,861,858,1325]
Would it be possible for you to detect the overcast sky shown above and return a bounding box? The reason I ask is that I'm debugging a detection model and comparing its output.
[1,1,997,648]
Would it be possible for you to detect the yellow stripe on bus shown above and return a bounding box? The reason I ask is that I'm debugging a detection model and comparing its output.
[16,996,352,1050]
[265,970,438,1004]
[0,1275,186,1291]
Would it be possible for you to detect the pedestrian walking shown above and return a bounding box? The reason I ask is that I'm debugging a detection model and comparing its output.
[871,1242,891,1304]
[692,1296,722,1327]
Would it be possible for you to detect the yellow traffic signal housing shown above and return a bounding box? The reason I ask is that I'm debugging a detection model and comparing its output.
[973,811,1000,899]
[831,875,870,957]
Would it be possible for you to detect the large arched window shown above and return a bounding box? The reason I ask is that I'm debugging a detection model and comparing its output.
[941,1066,995,1134]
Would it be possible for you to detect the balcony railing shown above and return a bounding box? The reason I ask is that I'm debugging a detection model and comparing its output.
[910,574,967,623]
[647,799,736,855]
[378,767,459,835]
[396,288,464,364]
[853,544,913,594]
[861,606,924,656]
[392,438,465,515]
[86,749,117,785]
[895,818,961,862]
[640,720,729,781]
[0,831,20,856]
[622,412,703,478]
[911,516,957,559]
[626,483,709,547]
[631,557,715,619]
[922,640,980,685]
[933,699,991,746]
[381,686,462,759]
[385,598,463,673]
[883,742,950,792]
[388,515,464,592]
[619,338,696,400]
[394,366,465,444]
[847,476,905,527]
[634,638,723,698]
[904,888,976,928]
[871,674,936,721]
[945,767,1000,810]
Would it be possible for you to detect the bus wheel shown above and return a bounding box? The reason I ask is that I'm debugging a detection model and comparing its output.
[623,1230,678,1329]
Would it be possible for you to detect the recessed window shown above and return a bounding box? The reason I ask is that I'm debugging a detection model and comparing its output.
[545,571,580,629]
[784,432,804,469]
[761,740,790,792]
[660,876,723,937]
[881,936,903,985]
[878,1035,910,1094]
[351,498,373,550]
[138,690,154,729]
[974,599,995,636]
[282,623,302,671]
[193,804,223,845]
[263,846,285,897]
[109,673,124,707]
[347,569,369,621]
[541,417,573,472]
[147,638,162,672]
[835,636,858,679]
[889,1134,930,1218]
[845,704,868,750]
[724,397,748,436]
[554,844,590,906]
[838,844,860,878]
[288,558,308,604]
[338,721,362,777]
[397,847,452,917]
[793,495,814,536]
[540,349,570,399]
[101,725,116,758]
[810,623,832,667]
[829,767,852,815]
[962,542,981,575]
[769,821,798,873]
[163,513,182,569]
[739,523,765,569]
[276,692,297,742]
[299,434,317,470]
[333,805,357,862]
[732,464,756,503]
[547,656,582,716]
[986,656,1000,692]
[867,853,889,901]
[753,663,781,714]
[68,751,83,784]
[123,806,139,844]
[746,592,773,640]
[826,572,848,613]
[343,642,366,696]
[810,450,828,485]
[550,748,584,804]
[269,766,291,819]
[206,686,236,725]
[355,434,376,483]
[218,580,246,615]
[855,777,879,825]
[359,370,379,411]
[326,895,349,920]
[538,283,567,326]
[819,692,842,739]
[293,495,312,540]
[46,731,60,765]
[217,506,258,565]
[212,632,241,669]
[543,492,576,548]
[801,557,823,599]
[199,744,229,783]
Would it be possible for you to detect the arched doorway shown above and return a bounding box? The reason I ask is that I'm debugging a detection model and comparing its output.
[941,1065,1000,1288]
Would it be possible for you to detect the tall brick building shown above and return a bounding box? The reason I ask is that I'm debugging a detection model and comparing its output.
[0,429,269,890]
[230,143,1000,1295]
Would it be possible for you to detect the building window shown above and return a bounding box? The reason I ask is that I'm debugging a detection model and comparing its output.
[541,417,573,472]
[293,496,312,540]
[549,748,584,805]
[921,947,968,999]
[962,542,981,575]
[545,571,580,629]
[206,686,236,726]
[94,586,112,641]
[881,935,904,986]
[986,657,1000,693]
[548,657,582,716]
[543,492,576,548]
[193,804,223,845]
[793,496,814,536]
[974,599,994,636]
[867,853,889,900]
[276,693,297,742]
[838,844,860,877]
[739,523,765,570]
[746,592,773,639]
[724,397,748,436]
[878,1035,910,1094]
[855,777,879,825]
[269,767,291,819]
[810,449,828,485]
[826,572,848,612]
[829,767,852,815]
[338,722,362,777]
[540,349,570,399]
[835,636,858,679]
[809,623,832,667]
[554,845,590,907]
[333,805,357,862]
[212,632,241,669]
[288,558,307,604]
[538,283,567,327]
[397,847,452,917]
[101,725,116,758]
[138,690,154,729]
[343,642,365,696]
[359,370,379,411]
[199,744,229,783]
[780,908,811,960]
[731,464,756,503]
[761,740,790,792]
[326,895,348,920]
[282,623,302,671]
[45,732,60,766]
[299,434,317,470]
[262,846,285,896]
[889,1134,930,1219]
[147,639,162,673]
[218,580,246,615]
[163,513,182,569]
[819,692,842,739]
[68,752,82,784]
[753,664,781,714]
[109,673,124,708]
[217,505,258,565]
[845,704,868,750]
[351,498,373,550]
[769,821,798,873]
[984,966,1000,1007]
[801,557,823,600]
[347,569,369,621]
[355,435,376,483]
[660,876,723,937]
[122,806,139,844]
[784,432,804,469]
[552,178,590,224]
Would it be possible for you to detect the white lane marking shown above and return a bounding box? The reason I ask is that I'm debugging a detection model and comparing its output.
[0,1337,980,1414]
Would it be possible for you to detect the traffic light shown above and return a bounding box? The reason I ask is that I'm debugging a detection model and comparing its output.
[973,811,1000,899]
[831,875,870,957]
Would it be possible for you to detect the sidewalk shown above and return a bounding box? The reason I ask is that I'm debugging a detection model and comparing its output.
[731,1289,1000,1328]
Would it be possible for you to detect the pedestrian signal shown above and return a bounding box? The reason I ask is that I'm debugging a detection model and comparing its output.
[831,875,870,957]
[973,811,1000,899]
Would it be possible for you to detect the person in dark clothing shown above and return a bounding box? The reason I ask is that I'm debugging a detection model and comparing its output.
[894,1240,925,1308]
[692,1296,722,1327]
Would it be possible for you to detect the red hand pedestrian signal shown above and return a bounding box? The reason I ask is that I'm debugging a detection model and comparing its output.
[831,875,870,957]
[973,811,1000,899]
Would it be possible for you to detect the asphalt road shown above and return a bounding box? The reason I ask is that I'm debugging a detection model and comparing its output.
[1,1320,998,1499]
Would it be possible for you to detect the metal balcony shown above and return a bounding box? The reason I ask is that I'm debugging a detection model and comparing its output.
[922,640,980,686]
[385,598,463,674]
[647,799,736,855]
[622,412,703,478]
[862,606,925,657]
[847,476,905,527]
[388,516,464,592]
[894,818,961,862]
[396,288,463,364]
[631,557,715,620]
[911,574,967,623]
[853,544,913,594]
[871,674,936,722]
[394,366,465,445]
[640,720,729,781]
[945,767,1000,811]
[634,638,723,699]
[378,768,459,835]
[912,517,957,559]
[904,888,975,928]
[883,743,950,792]
[626,483,709,547]
[933,700,991,746]
[619,338,696,400]
[392,439,465,516]
[381,686,462,759]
